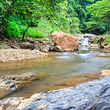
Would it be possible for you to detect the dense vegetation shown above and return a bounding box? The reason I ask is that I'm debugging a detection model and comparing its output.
[0,0,110,40]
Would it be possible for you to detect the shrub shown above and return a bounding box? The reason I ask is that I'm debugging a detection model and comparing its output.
[6,21,20,38]
[26,27,45,38]
[104,36,110,45]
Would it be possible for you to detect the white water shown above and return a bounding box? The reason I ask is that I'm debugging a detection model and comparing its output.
[82,37,89,45]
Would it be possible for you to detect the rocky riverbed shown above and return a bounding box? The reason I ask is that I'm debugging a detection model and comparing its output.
[0,76,110,110]
[0,49,48,63]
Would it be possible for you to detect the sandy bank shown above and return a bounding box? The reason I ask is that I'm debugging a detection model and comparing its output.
[0,49,48,63]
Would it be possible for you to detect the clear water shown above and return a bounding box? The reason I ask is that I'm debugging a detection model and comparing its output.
[0,46,110,99]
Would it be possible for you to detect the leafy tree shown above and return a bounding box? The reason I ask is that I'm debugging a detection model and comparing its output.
[86,0,110,34]
[0,0,67,40]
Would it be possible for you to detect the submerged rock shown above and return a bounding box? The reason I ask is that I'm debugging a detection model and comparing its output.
[0,73,36,91]
[15,76,110,110]
[92,51,110,57]
[1,73,35,81]
[51,32,79,51]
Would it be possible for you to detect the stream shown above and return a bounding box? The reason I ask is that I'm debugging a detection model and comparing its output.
[0,46,110,99]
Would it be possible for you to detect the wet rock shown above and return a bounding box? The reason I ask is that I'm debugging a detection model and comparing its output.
[0,73,35,91]
[100,70,110,77]
[45,45,51,51]
[19,42,35,50]
[104,44,110,49]
[0,79,22,91]
[40,46,48,53]
[83,34,96,38]
[99,44,104,48]
[16,76,110,110]
[92,51,110,57]
[0,97,24,110]
[1,73,35,81]
[0,97,24,105]
[80,78,90,81]
[51,31,79,51]
[87,44,99,48]
[53,46,63,52]
[35,46,41,51]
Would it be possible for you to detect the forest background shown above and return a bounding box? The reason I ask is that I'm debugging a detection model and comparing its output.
[0,0,110,41]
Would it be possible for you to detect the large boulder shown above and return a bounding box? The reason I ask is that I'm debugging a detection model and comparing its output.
[51,32,79,51]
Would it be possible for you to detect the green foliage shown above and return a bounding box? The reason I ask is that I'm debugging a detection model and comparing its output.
[1,0,109,39]
[104,31,110,35]
[26,28,45,38]
[38,19,60,34]
[0,45,7,49]
[70,17,81,34]
[6,21,20,38]
[86,0,110,34]
[18,26,27,35]
[104,36,110,45]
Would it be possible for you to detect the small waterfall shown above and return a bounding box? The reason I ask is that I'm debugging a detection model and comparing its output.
[82,37,89,45]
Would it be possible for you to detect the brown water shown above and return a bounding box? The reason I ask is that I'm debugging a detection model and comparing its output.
[0,46,110,99]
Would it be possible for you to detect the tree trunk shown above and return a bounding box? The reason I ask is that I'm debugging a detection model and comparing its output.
[22,27,29,41]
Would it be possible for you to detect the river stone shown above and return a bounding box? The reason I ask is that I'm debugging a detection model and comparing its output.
[53,46,63,52]
[92,51,110,57]
[16,76,110,110]
[19,42,35,50]
[1,73,35,81]
[0,73,35,91]
[51,31,78,51]
[100,70,110,77]
[0,97,24,110]
[40,45,48,53]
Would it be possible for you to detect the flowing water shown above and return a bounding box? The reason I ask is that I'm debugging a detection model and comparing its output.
[0,46,110,99]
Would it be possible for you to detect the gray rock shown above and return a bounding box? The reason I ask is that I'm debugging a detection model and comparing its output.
[45,45,51,51]
[35,46,41,51]
[49,46,63,52]
[0,97,24,110]
[53,46,63,52]
[16,76,110,110]
[19,42,35,50]
[92,51,110,57]
[40,46,48,53]
[0,73,35,91]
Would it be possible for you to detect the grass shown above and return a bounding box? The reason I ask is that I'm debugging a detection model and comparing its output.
[26,27,45,38]
[0,45,7,49]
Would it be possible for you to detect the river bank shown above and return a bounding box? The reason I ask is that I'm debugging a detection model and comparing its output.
[0,49,48,63]
[0,76,110,110]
